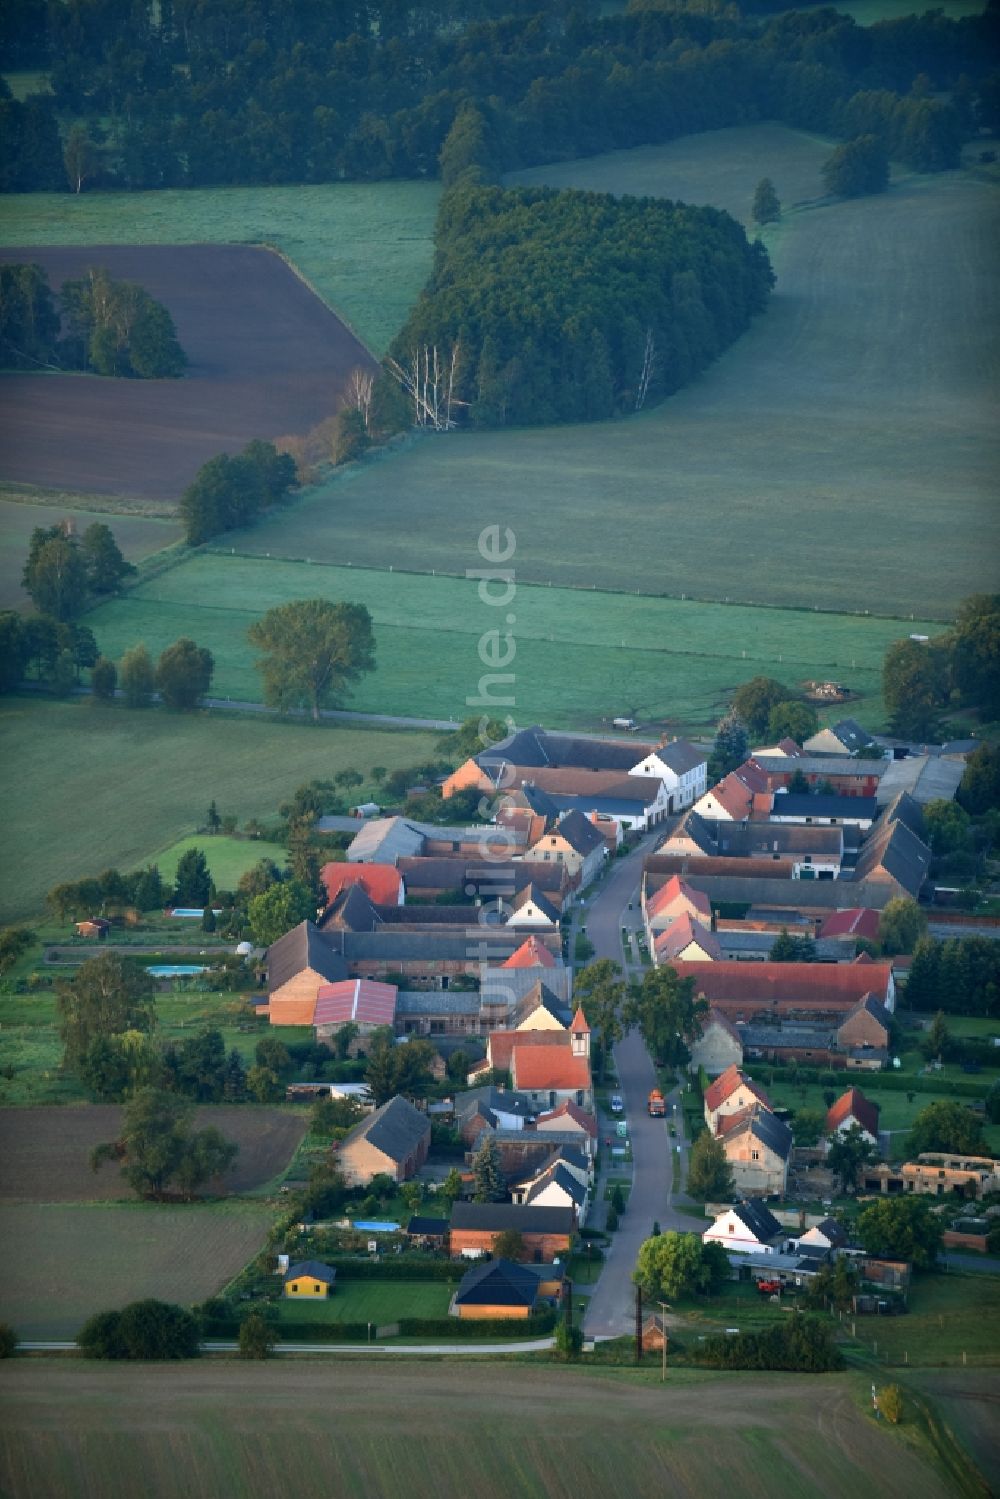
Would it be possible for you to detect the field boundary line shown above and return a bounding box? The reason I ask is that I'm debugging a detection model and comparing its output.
[258,241,386,362]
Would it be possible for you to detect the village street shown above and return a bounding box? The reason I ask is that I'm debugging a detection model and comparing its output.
[580,835,703,1340]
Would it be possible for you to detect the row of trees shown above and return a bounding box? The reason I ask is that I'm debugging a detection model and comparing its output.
[573,958,708,1083]
[391,182,774,428]
[179,440,296,545]
[90,637,215,712]
[2,4,993,193]
[0,262,185,377]
[905,935,1000,1018]
[882,594,1000,739]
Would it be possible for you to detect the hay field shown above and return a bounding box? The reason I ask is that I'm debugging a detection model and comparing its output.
[0,1364,964,1499]
[246,130,998,619]
[0,700,436,923]
[83,551,939,729]
[0,181,439,354]
[0,498,181,609]
[0,1202,271,1340]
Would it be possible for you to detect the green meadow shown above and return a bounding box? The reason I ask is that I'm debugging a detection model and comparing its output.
[83,551,940,729]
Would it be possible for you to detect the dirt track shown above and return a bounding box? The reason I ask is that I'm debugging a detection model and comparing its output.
[0,244,377,500]
[0,1104,305,1200]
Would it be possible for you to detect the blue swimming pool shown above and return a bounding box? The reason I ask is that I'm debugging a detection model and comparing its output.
[148,964,209,978]
[352,1220,401,1233]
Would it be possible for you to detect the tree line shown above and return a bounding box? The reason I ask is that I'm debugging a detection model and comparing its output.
[2,3,995,193]
[882,595,1000,741]
[0,263,185,377]
[390,182,774,428]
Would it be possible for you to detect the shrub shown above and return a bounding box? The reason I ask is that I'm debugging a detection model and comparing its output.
[693,1314,842,1373]
[555,1321,584,1360]
[78,1300,200,1359]
[880,1384,904,1424]
[238,1307,277,1360]
[77,1309,127,1359]
[0,1322,17,1358]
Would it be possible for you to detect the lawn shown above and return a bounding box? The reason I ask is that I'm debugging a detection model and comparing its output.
[83,550,939,730]
[0,496,182,610]
[233,130,998,620]
[277,1280,453,1325]
[0,180,440,355]
[154,835,289,890]
[0,1201,272,1340]
[0,698,436,923]
[844,1273,1000,1371]
[0,1363,963,1499]
[761,1073,997,1159]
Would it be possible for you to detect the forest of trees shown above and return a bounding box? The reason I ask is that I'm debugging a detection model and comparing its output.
[390,182,774,427]
[0,262,185,377]
[1,2,995,193]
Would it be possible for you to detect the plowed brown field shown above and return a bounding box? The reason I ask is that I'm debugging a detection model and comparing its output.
[0,244,377,500]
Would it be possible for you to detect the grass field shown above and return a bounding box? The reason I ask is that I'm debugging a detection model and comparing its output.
[0,498,182,609]
[239,127,997,620]
[0,699,435,923]
[0,180,439,355]
[0,1363,967,1498]
[0,1201,272,1339]
[278,1281,453,1324]
[83,550,939,729]
[845,1274,1000,1371]
[154,835,289,890]
[0,1106,306,1203]
[910,1369,1000,1494]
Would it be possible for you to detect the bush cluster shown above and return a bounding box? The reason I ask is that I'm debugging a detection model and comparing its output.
[693,1314,842,1373]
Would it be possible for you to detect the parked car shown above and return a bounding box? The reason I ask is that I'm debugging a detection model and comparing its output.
[610,1094,624,1114]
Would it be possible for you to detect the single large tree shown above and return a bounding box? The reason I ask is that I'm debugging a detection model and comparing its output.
[173,847,212,907]
[119,644,155,708]
[22,530,89,620]
[878,896,927,956]
[731,676,790,739]
[628,966,707,1067]
[907,1099,984,1156]
[155,638,214,711]
[574,958,627,1083]
[751,177,781,225]
[249,599,376,722]
[822,134,889,197]
[56,952,156,1075]
[856,1195,943,1269]
[709,709,750,780]
[633,1231,729,1301]
[81,522,135,594]
[882,637,949,740]
[951,594,1000,721]
[247,879,316,947]
[826,1123,877,1193]
[91,1087,238,1200]
[686,1131,734,1200]
[766,700,818,745]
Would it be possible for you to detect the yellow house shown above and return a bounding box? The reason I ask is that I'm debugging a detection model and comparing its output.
[283,1259,336,1298]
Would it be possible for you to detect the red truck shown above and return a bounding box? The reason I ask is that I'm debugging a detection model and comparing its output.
[647,1089,666,1117]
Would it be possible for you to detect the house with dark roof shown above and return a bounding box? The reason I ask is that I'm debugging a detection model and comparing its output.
[687,1009,744,1077]
[768,792,877,830]
[825,1087,880,1144]
[704,1200,787,1255]
[511,981,570,1031]
[836,995,892,1056]
[451,1257,561,1318]
[454,1085,535,1144]
[693,761,772,823]
[664,811,845,878]
[469,1129,594,1178]
[852,817,931,901]
[449,1201,574,1262]
[266,921,348,1025]
[796,1217,849,1252]
[284,1260,337,1298]
[512,1159,590,1223]
[717,1105,793,1197]
[804,720,876,757]
[405,1215,450,1247]
[395,857,570,909]
[752,755,888,799]
[528,808,607,889]
[335,1093,431,1184]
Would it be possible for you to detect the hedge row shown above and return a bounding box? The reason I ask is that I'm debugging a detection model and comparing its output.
[396,1310,556,1338]
[316,1257,458,1281]
[756,1066,988,1098]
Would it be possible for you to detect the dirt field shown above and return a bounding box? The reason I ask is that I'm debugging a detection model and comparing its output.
[0,244,378,500]
[0,1105,306,1202]
[0,1202,271,1339]
[0,1364,962,1498]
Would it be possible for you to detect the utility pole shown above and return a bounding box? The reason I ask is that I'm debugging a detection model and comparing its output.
[659,1303,670,1381]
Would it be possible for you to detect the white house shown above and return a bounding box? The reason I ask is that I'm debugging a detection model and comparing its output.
[628,739,707,812]
[703,1200,787,1255]
[703,1064,774,1134]
[512,1160,589,1225]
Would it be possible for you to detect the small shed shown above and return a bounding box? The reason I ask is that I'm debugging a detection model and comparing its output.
[283,1260,337,1298]
[641,1312,669,1350]
[75,918,111,939]
[406,1215,450,1249]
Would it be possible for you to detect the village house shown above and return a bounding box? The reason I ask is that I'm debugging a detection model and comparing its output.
[818,908,882,948]
[511,981,571,1030]
[451,1258,563,1319]
[320,862,404,907]
[470,1129,596,1176]
[334,1094,431,1185]
[836,994,893,1056]
[687,1009,744,1076]
[534,1099,598,1146]
[900,1154,1000,1200]
[455,1085,535,1145]
[528,808,607,889]
[653,913,722,964]
[395,856,570,909]
[703,1200,787,1255]
[693,761,773,822]
[751,755,888,799]
[643,874,713,942]
[448,1202,575,1262]
[506,885,561,930]
[825,1087,880,1145]
[850,816,931,901]
[508,1008,593,1111]
[768,791,877,830]
[795,1217,849,1254]
[703,1064,773,1133]
[266,921,348,1025]
[283,1261,336,1299]
[511,1158,589,1224]
[661,811,845,879]
[803,719,874,757]
[74,917,111,939]
[717,1105,793,1197]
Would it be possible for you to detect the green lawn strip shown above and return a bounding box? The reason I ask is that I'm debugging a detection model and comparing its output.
[0,180,440,354]
[278,1280,454,1325]
[92,551,942,730]
[153,834,289,890]
[0,699,437,924]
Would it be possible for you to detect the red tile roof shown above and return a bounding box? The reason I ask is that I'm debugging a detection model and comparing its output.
[487,1029,569,1072]
[703,1064,771,1115]
[570,1006,590,1034]
[653,913,721,961]
[825,1087,880,1138]
[313,979,397,1028]
[511,1044,591,1092]
[320,862,403,907]
[646,875,712,924]
[668,960,893,1009]
[503,936,557,969]
[818,908,881,941]
[536,1100,598,1137]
